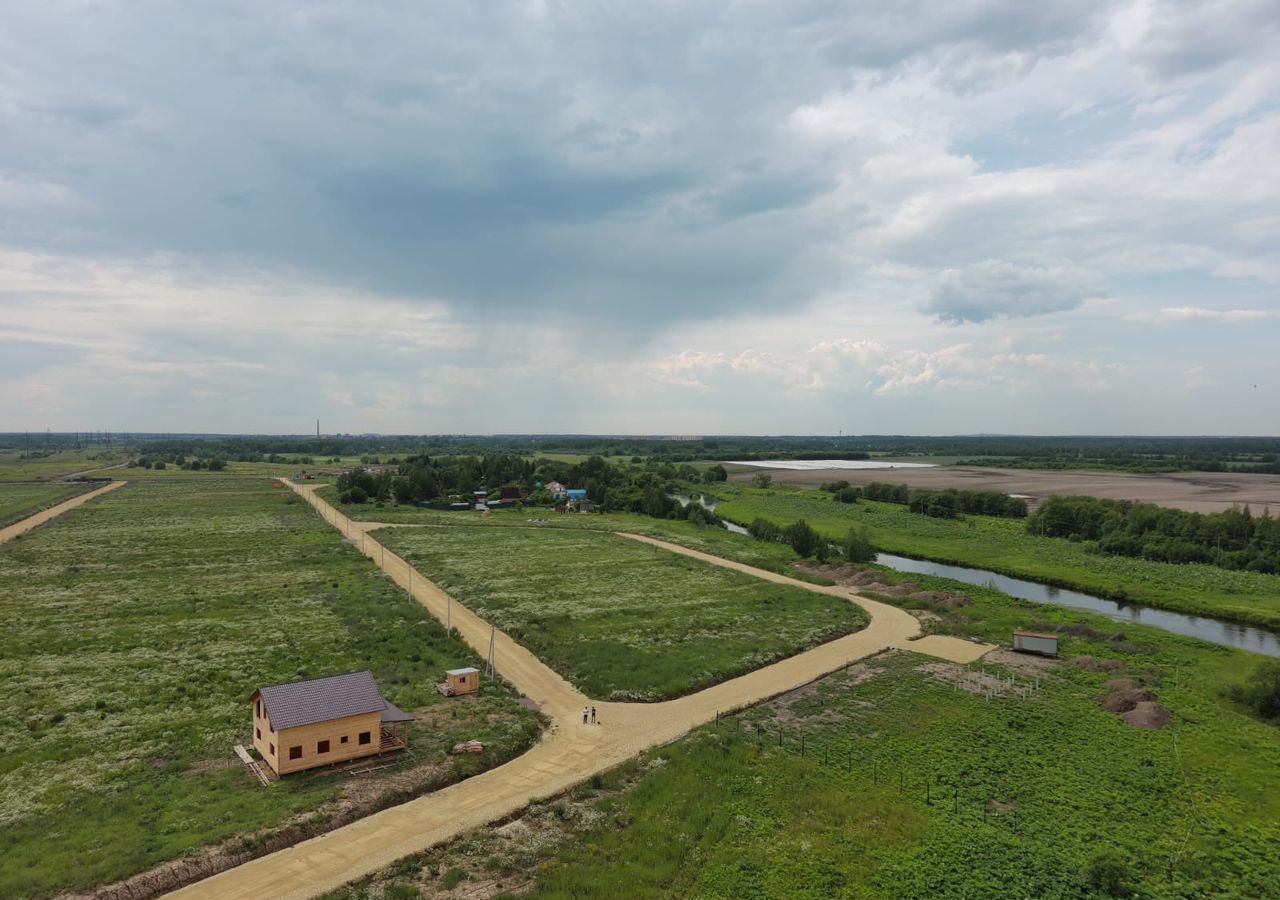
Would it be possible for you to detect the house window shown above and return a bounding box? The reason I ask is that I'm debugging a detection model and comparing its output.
[341,735,349,744]
[359,731,372,745]
[289,746,302,760]
[459,676,467,684]
[256,727,261,739]
[317,740,330,754]
[269,743,275,756]
[256,699,261,718]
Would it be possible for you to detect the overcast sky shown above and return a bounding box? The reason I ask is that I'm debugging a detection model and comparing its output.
[3,1,1278,435]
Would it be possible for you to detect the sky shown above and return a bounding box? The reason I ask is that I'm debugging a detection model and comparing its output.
[2,0,1278,436]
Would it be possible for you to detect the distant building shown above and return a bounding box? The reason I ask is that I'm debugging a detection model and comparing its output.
[442,667,481,696]
[566,488,588,502]
[545,481,567,496]
[499,486,528,502]
[250,671,412,776]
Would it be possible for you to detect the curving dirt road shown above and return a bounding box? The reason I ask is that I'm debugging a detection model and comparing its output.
[167,482,990,900]
[0,480,126,545]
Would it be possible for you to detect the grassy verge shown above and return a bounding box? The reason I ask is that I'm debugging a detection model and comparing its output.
[0,478,540,898]
[0,481,93,529]
[710,483,1280,630]
[331,563,1280,899]
[377,525,867,700]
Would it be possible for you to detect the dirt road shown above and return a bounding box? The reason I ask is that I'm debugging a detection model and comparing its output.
[0,480,125,545]
[167,483,990,900]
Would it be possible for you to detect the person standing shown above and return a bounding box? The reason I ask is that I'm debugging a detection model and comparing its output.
[590,706,597,724]
[583,705,589,724]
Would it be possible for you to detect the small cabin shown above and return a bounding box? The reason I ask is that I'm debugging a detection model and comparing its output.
[1012,631,1060,658]
[445,667,480,696]
[250,670,413,776]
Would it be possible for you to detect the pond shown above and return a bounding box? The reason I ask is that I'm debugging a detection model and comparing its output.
[671,493,1280,657]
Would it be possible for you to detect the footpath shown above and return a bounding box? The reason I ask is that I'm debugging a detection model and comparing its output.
[0,480,126,545]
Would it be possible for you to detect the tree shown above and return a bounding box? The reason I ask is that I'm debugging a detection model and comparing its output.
[340,485,368,504]
[784,519,821,558]
[702,464,728,483]
[842,528,876,563]
[752,472,773,488]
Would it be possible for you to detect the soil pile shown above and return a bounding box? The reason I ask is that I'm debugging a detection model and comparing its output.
[1096,678,1171,730]
[795,562,972,608]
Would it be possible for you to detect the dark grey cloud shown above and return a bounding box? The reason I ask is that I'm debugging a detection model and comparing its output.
[0,0,1122,333]
[924,260,1101,324]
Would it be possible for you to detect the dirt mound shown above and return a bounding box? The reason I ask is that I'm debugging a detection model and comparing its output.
[1069,656,1125,673]
[794,563,971,608]
[1121,701,1172,730]
[1098,686,1155,714]
[1096,679,1171,729]
[908,590,972,609]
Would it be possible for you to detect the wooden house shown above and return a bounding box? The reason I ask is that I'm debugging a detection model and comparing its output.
[250,670,413,776]
[443,667,480,696]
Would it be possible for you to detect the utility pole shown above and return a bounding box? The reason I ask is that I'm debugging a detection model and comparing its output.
[487,624,496,676]
[447,594,452,632]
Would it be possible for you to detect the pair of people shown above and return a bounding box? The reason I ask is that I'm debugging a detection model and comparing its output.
[582,705,597,724]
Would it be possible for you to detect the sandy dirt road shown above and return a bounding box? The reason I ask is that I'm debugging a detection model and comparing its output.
[0,480,125,544]
[731,465,1280,513]
[167,482,990,900]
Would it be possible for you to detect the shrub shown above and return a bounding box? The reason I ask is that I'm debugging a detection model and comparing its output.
[1224,660,1280,721]
[1083,848,1133,896]
[784,520,821,558]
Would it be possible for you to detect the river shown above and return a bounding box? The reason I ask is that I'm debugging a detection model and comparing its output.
[673,493,1280,657]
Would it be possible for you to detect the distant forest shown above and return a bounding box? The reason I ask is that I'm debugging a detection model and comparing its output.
[1029,496,1280,573]
[4,433,1280,474]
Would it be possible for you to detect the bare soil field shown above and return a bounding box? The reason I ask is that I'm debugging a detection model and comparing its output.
[729,465,1280,513]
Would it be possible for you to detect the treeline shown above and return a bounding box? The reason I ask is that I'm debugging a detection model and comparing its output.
[129,454,226,471]
[856,482,1028,519]
[1028,496,1280,573]
[336,454,728,518]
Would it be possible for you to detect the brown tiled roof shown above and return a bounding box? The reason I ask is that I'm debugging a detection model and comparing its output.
[255,670,396,731]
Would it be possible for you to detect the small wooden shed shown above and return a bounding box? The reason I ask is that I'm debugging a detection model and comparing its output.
[1012,631,1060,658]
[444,667,480,696]
[250,670,413,776]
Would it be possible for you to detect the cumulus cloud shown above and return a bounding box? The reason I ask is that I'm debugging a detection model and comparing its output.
[923,260,1102,323]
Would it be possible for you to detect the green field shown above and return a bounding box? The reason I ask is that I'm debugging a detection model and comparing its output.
[331,495,833,581]
[377,526,867,700]
[0,478,540,897]
[710,483,1280,629]
[333,559,1280,900]
[0,482,92,529]
[0,448,129,482]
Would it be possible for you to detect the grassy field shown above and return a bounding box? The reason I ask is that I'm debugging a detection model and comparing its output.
[0,482,92,529]
[331,496,832,581]
[0,448,130,481]
[377,525,867,700]
[0,478,540,897]
[710,483,1280,630]
[332,560,1280,900]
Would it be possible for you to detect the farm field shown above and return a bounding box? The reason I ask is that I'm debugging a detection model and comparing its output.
[376,525,868,700]
[0,481,92,529]
[331,562,1280,900]
[726,464,1280,514]
[0,477,540,898]
[711,483,1280,630]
